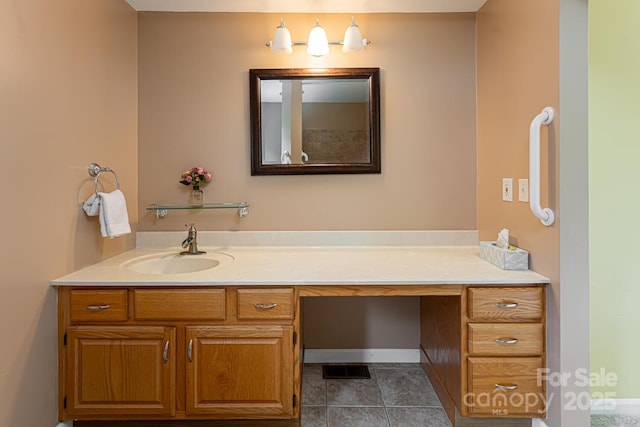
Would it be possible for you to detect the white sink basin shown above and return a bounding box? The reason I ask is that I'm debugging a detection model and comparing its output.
[121,251,234,275]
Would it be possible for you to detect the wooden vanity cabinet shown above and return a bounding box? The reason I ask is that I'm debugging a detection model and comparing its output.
[60,282,545,426]
[420,284,546,425]
[465,286,546,417]
[58,286,299,422]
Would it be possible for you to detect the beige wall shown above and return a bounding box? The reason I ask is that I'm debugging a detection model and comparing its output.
[0,1,138,425]
[477,0,564,423]
[137,13,477,232]
[137,12,477,352]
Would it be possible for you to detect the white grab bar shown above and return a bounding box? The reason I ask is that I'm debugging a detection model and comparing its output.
[529,106,555,226]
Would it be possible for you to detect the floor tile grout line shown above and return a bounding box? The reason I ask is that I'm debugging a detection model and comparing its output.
[325,404,386,408]
[324,370,328,427]
[386,407,442,410]
[372,366,393,427]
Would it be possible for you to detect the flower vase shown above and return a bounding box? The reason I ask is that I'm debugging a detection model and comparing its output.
[189,185,204,206]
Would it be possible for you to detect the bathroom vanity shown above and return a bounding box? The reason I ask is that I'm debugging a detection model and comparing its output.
[52,235,549,427]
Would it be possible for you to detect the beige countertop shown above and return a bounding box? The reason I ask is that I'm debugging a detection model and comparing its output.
[50,236,550,286]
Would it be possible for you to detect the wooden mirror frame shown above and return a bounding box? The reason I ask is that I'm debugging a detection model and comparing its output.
[250,68,381,175]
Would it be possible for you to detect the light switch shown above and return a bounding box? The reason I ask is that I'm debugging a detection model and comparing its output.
[502,178,513,202]
[518,179,529,202]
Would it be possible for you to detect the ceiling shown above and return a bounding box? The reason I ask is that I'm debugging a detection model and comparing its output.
[124,0,488,13]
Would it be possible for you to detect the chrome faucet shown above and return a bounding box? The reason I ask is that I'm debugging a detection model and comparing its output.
[180,224,206,255]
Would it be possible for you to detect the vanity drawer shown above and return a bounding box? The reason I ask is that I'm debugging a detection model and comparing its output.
[70,289,128,322]
[134,289,226,320]
[237,288,294,320]
[468,323,543,356]
[468,287,543,321]
[467,357,545,416]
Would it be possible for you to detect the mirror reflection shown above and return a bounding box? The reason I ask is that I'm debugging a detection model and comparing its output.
[261,78,370,165]
[250,68,381,175]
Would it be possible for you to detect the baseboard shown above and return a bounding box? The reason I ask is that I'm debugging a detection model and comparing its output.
[591,398,640,416]
[303,348,421,363]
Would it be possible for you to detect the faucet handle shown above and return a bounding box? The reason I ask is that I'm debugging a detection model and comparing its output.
[180,223,205,255]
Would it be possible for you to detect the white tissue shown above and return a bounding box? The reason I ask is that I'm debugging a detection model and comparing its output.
[496,228,509,249]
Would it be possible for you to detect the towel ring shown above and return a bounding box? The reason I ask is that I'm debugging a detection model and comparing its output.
[88,163,121,194]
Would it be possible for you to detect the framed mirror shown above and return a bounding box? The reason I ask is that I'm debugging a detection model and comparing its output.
[250,68,381,175]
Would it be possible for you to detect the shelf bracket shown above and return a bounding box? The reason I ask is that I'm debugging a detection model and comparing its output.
[155,207,168,219]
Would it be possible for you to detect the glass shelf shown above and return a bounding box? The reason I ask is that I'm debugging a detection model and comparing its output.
[146,202,249,219]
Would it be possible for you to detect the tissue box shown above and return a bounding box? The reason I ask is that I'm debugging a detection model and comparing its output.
[479,241,529,270]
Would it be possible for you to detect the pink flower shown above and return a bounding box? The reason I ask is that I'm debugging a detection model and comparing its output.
[179,165,213,187]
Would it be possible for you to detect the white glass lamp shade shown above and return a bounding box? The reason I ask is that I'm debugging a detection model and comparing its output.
[271,19,293,54]
[342,18,364,53]
[307,19,329,56]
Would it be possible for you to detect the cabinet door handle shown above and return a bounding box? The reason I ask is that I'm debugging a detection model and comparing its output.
[86,304,111,311]
[495,338,519,345]
[254,303,278,310]
[188,339,193,363]
[495,383,519,391]
[495,302,518,309]
[163,340,170,364]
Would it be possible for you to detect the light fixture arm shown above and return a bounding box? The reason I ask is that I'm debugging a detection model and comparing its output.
[266,40,372,48]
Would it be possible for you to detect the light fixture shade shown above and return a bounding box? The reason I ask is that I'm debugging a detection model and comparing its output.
[271,19,292,54]
[307,18,329,57]
[342,18,364,53]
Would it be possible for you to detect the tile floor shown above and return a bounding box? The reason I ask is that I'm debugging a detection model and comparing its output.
[591,414,640,427]
[301,363,452,427]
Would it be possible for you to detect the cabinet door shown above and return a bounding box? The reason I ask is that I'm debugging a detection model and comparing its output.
[186,325,294,417]
[65,326,175,417]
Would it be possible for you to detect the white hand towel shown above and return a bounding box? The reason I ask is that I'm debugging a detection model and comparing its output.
[82,194,101,216]
[84,189,131,238]
[97,189,131,238]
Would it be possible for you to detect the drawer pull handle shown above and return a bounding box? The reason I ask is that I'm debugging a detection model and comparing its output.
[495,302,518,309]
[495,383,519,391]
[163,340,170,364]
[255,303,278,310]
[86,304,111,311]
[188,339,193,363]
[495,338,519,345]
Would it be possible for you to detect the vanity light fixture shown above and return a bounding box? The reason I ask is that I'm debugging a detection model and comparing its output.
[306,18,329,56]
[342,17,365,53]
[266,17,371,56]
[270,18,293,54]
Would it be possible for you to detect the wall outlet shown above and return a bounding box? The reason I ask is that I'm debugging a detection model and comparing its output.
[502,178,513,202]
[518,179,529,202]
